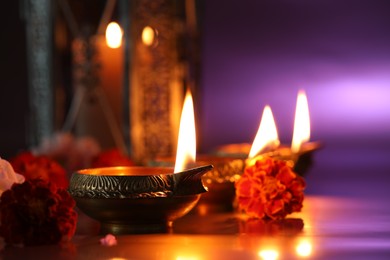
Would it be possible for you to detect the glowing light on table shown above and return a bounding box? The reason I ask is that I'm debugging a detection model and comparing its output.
[176,256,199,260]
[295,239,313,257]
[248,105,280,159]
[174,90,196,173]
[291,90,310,153]
[258,249,279,260]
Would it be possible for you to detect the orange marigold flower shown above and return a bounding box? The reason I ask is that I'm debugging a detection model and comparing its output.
[235,156,305,220]
[0,179,77,246]
[10,152,69,189]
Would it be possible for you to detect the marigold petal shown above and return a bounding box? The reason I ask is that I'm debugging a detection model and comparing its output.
[238,197,252,210]
[246,199,265,219]
[236,178,252,197]
[268,199,284,214]
[282,191,293,202]
[276,166,296,185]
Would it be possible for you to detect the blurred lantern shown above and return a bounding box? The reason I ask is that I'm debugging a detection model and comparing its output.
[122,0,202,164]
[23,0,202,164]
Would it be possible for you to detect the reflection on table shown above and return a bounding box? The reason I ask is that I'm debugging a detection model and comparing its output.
[2,195,390,259]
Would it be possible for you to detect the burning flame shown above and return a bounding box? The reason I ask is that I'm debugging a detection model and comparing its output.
[105,22,122,49]
[174,90,196,173]
[291,90,311,153]
[248,105,280,159]
[142,26,155,46]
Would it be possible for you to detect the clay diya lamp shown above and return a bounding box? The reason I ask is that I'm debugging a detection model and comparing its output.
[69,165,213,234]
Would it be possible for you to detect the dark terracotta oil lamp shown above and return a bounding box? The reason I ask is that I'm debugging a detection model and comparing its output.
[69,90,213,234]
[69,165,212,234]
[190,91,322,213]
[217,90,321,176]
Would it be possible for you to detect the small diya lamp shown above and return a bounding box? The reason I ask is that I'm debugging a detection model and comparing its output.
[217,90,321,176]
[191,90,320,213]
[69,90,213,234]
[192,154,246,213]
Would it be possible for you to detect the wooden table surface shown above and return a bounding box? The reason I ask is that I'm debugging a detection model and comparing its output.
[1,194,390,260]
[2,145,390,259]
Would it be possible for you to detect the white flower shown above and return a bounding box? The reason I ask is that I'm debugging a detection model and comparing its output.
[33,132,102,171]
[0,158,25,195]
[100,234,117,246]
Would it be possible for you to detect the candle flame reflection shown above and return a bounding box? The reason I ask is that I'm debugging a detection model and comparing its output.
[291,90,310,153]
[258,249,279,260]
[295,239,313,257]
[176,256,199,260]
[174,90,196,173]
[248,105,280,159]
[105,22,122,49]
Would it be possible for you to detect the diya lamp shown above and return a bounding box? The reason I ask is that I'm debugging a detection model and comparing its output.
[193,154,245,213]
[192,90,320,213]
[218,90,321,176]
[69,90,213,234]
[248,90,321,175]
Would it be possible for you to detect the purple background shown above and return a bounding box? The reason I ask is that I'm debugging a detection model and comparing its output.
[198,0,390,197]
[199,0,390,149]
